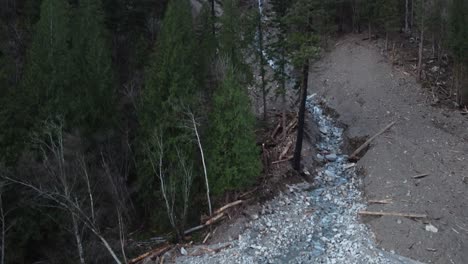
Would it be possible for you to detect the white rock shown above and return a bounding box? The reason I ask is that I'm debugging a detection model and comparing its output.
[325,154,338,161]
[180,247,188,256]
[425,224,438,233]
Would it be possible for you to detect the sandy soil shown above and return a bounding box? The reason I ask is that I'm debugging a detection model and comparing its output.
[312,34,468,264]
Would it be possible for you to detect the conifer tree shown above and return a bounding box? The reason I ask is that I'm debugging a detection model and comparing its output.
[362,0,377,39]
[285,0,321,171]
[377,0,399,50]
[139,0,197,238]
[0,0,71,163]
[21,0,71,120]
[415,0,428,79]
[218,0,253,77]
[71,0,115,132]
[207,61,261,194]
[268,0,293,137]
[449,0,468,105]
[256,0,267,121]
[426,0,445,59]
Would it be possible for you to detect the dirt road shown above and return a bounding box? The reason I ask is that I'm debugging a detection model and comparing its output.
[313,35,468,264]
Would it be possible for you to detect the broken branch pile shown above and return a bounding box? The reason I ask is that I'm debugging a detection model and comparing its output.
[262,112,298,174]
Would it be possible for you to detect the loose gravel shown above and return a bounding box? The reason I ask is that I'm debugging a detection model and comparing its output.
[175,95,423,264]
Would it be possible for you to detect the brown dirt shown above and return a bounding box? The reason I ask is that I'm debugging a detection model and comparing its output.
[312,34,468,264]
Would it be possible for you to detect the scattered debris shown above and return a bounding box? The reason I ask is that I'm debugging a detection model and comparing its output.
[176,95,421,264]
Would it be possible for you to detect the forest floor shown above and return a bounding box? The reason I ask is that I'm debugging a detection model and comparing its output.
[149,34,467,264]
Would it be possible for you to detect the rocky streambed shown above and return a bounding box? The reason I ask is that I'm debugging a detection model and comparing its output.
[175,95,422,264]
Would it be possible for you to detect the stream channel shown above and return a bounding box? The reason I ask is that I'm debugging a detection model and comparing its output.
[177,95,423,264]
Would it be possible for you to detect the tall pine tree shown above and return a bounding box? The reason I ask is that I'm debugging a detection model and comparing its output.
[207,62,261,194]
[285,0,321,171]
[377,0,399,50]
[71,0,115,132]
[449,0,468,105]
[268,0,293,137]
[20,0,71,121]
[0,0,71,163]
[139,0,198,238]
[218,0,254,78]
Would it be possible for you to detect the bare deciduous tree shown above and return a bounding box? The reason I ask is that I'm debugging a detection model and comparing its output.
[2,120,123,264]
[187,111,212,217]
[146,130,194,240]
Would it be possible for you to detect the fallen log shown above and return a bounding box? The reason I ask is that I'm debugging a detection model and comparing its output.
[285,118,298,135]
[271,122,282,139]
[279,141,293,160]
[205,212,225,225]
[129,244,172,264]
[213,200,243,215]
[185,213,225,235]
[185,201,244,236]
[184,224,205,235]
[349,121,396,160]
[358,211,427,218]
[190,244,232,257]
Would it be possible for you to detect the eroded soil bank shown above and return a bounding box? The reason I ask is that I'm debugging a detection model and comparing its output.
[313,35,468,264]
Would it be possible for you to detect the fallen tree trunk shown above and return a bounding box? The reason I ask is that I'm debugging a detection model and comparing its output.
[185,201,244,236]
[213,200,243,215]
[349,121,396,160]
[129,244,172,264]
[358,211,427,218]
